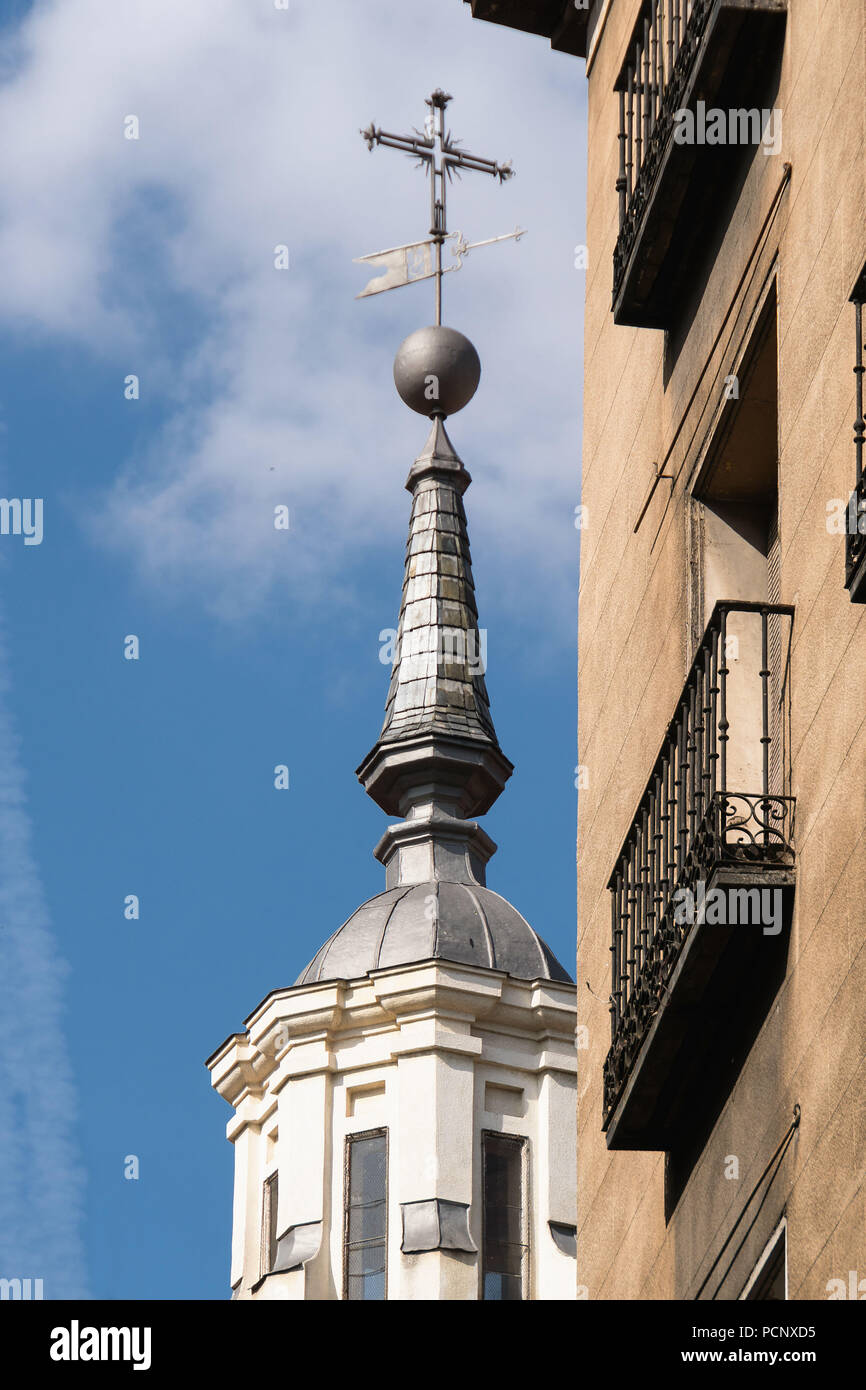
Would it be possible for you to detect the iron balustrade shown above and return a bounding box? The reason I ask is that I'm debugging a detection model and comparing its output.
[845,288,866,595]
[614,0,712,303]
[603,601,795,1124]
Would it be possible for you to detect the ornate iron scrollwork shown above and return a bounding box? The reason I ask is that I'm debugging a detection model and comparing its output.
[602,603,796,1125]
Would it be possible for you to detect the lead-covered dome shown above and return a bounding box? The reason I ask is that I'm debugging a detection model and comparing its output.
[296,881,572,986]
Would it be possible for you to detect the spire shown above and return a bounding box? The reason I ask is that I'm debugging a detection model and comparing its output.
[356,325,513,890]
[380,417,495,749]
[354,91,520,893]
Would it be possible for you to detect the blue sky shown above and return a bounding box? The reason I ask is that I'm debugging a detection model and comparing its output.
[0,0,585,1298]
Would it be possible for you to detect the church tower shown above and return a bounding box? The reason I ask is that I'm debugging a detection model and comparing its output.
[207,92,576,1301]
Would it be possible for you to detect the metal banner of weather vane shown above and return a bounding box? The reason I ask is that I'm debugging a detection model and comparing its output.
[355,88,526,324]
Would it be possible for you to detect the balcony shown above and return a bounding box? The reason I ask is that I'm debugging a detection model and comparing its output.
[845,277,866,602]
[846,475,866,600]
[462,1,588,58]
[613,0,787,328]
[602,602,795,1150]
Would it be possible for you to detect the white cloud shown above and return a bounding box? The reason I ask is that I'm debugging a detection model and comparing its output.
[0,617,88,1298]
[0,0,585,628]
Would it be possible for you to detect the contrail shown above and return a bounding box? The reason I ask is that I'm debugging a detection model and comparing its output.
[0,616,88,1298]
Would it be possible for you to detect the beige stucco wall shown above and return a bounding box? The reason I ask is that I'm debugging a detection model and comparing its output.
[578,0,866,1299]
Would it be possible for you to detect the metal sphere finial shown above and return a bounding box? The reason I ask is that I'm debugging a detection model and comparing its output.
[393,325,481,418]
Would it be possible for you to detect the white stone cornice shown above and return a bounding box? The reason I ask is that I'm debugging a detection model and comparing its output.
[209,1040,263,1107]
[272,1036,337,1083]
[389,1016,484,1062]
[226,1089,268,1142]
[211,959,577,1124]
[370,959,505,1019]
[248,984,346,1049]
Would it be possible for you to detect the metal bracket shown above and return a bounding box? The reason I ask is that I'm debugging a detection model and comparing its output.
[634,462,674,534]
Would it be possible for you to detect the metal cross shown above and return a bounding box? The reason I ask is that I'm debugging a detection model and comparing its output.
[361,89,514,325]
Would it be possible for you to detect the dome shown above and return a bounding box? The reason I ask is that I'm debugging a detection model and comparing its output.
[296,881,572,986]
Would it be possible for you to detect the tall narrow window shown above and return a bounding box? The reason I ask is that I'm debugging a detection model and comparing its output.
[261,1172,278,1279]
[344,1129,387,1301]
[482,1132,528,1300]
[691,288,780,638]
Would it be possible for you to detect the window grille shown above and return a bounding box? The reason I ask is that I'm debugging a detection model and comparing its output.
[261,1171,278,1279]
[343,1130,387,1301]
[482,1132,528,1301]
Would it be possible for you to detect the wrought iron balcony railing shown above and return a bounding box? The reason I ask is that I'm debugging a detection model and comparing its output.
[614,0,706,285]
[612,0,787,327]
[602,602,795,1144]
[845,281,866,601]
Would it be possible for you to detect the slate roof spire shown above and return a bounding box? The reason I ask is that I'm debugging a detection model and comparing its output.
[355,323,513,888]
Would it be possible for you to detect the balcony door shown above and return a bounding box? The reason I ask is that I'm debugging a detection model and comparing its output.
[691,286,789,804]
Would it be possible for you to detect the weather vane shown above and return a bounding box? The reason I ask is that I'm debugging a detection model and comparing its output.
[356,88,525,326]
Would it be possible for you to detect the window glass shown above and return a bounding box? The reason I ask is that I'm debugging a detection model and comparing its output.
[345,1131,387,1301]
[482,1133,527,1301]
[261,1172,278,1278]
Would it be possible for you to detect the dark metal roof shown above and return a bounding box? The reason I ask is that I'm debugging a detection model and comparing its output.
[295,881,573,986]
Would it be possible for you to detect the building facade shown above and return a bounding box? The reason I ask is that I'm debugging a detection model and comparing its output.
[468,0,866,1299]
[208,332,577,1300]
